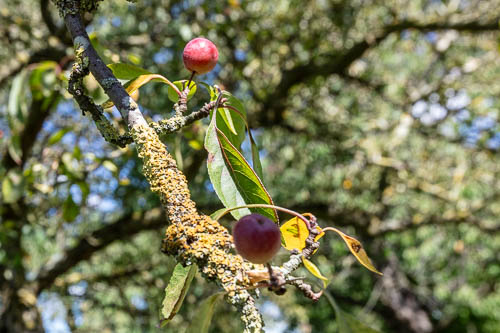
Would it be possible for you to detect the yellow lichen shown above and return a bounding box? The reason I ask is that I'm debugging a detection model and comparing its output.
[130,123,262,331]
[130,123,253,293]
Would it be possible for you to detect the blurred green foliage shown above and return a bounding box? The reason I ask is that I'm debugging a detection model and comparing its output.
[0,0,499,332]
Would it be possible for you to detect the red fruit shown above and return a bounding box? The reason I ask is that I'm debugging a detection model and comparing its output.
[232,214,281,264]
[182,37,219,74]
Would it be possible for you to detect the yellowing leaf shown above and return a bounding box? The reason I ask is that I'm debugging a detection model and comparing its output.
[324,227,382,275]
[281,216,324,252]
[247,269,270,285]
[102,74,178,109]
[188,139,202,150]
[302,257,329,288]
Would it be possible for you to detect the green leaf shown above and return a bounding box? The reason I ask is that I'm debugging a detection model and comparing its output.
[107,63,151,80]
[101,74,176,109]
[249,130,264,180]
[199,82,216,99]
[77,181,90,202]
[167,80,197,103]
[62,196,79,222]
[216,92,247,148]
[205,112,278,221]
[127,54,142,65]
[210,208,227,221]
[161,263,197,322]
[61,152,83,180]
[8,69,30,134]
[325,292,381,333]
[29,61,58,98]
[7,135,23,165]
[102,160,118,173]
[48,128,70,145]
[186,293,222,333]
[2,169,25,203]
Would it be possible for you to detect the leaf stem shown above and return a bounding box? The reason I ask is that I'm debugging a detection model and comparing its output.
[159,75,182,96]
[215,204,311,228]
[320,227,343,234]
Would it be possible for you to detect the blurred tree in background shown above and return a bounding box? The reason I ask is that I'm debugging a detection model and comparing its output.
[1,0,499,332]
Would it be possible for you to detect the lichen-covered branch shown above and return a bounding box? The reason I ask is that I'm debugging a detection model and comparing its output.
[52,0,104,17]
[132,123,262,331]
[151,100,220,136]
[56,1,263,331]
[67,50,132,147]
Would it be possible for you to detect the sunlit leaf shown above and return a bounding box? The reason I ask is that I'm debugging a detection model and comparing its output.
[127,54,142,65]
[324,227,382,275]
[101,74,176,109]
[7,69,29,134]
[29,61,58,95]
[107,63,151,80]
[219,106,238,135]
[102,160,118,173]
[2,169,25,203]
[210,208,227,221]
[160,263,197,323]
[185,293,222,333]
[61,152,83,180]
[204,89,276,221]
[48,128,70,145]
[167,80,197,103]
[33,183,53,194]
[7,135,23,165]
[188,139,202,150]
[199,82,216,99]
[302,257,329,288]
[216,91,247,148]
[29,61,58,99]
[280,216,324,251]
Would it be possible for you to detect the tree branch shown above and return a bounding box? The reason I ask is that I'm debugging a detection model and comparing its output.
[35,208,164,294]
[63,12,146,128]
[40,0,72,45]
[258,18,500,125]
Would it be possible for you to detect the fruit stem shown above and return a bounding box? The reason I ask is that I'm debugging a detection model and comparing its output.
[187,71,196,88]
[266,263,276,286]
[215,204,311,229]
